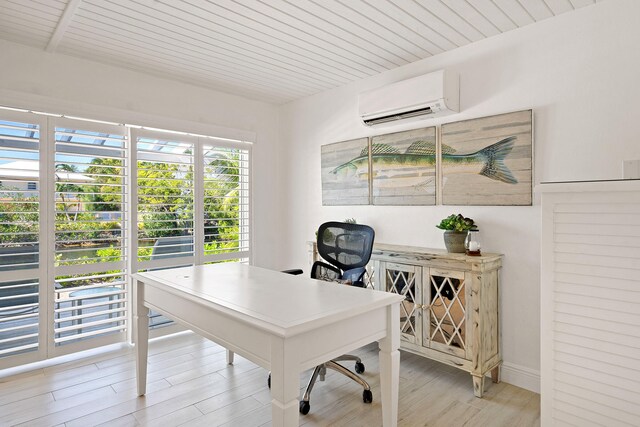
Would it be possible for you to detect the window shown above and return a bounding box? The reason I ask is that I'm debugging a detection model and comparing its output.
[0,115,42,362]
[53,120,128,349]
[0,108,252,367]
[203,143,250,263]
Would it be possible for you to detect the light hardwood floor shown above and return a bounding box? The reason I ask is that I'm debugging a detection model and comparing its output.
[0,332,540,426]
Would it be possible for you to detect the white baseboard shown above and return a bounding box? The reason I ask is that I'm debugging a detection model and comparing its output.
[500,362,540,394]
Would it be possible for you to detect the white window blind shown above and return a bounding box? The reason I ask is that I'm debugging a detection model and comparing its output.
[0,118,41,358]
[134,132,195,329]
[53,121,128,347]
[135,134,195,270]
[0,106,252,367]
[203,144,250,263]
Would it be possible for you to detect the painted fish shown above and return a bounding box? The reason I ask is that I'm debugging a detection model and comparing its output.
[331,137,518,184]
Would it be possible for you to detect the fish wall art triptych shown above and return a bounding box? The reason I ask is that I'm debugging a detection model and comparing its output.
[321,109,533,206]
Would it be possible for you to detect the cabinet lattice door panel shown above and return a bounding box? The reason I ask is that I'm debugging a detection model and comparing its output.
[381,262,421,346]
[426,269,467,359]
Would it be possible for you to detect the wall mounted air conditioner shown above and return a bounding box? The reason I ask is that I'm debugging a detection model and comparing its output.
[358,70,459,127]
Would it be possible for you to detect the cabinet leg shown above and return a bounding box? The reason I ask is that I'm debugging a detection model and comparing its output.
[472,374,485,398]
[491,365,501,384]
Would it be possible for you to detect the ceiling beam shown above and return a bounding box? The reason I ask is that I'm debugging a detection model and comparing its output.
[46,0,83,53]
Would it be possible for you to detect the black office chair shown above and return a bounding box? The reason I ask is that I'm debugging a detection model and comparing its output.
[299,221,375,415]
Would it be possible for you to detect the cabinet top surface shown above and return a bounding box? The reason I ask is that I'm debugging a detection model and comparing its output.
[371,243,502,262]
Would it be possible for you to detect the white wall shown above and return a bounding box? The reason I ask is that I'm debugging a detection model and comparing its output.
[278,0,640,393]
[0,39,282,268]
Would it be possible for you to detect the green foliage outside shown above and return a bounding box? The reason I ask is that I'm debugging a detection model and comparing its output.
[0,150,245,286]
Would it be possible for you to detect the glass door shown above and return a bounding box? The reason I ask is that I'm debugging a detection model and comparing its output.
[381,262,422,346]
[50,118,128,355]
[426,268,467,358]
[0,112,46,367]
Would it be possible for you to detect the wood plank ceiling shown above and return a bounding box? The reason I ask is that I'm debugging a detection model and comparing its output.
[0,0,601,104]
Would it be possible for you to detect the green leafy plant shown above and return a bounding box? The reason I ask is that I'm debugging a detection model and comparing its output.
[344,218,357,224]
[436,214,478,232]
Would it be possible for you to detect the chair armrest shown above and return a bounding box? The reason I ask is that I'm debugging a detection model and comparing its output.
[282,269,304,275]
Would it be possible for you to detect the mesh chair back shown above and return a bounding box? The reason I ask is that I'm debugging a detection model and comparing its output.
[316,222,375,273]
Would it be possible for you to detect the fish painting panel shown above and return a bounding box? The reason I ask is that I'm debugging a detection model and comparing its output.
[321,137,370,205]
[370,127,437,205]
[441,110,533,206]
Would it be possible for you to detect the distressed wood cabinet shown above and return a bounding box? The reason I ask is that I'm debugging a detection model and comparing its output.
[308,242,502,397]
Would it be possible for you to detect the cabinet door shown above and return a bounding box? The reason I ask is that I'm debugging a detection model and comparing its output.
[425,268,467,359]
[379,262,422,346]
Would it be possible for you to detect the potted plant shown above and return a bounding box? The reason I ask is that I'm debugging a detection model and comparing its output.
[436,214,478,253]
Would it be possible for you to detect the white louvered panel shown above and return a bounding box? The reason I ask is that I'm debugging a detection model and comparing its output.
[556,252,640,270]
[555,321,640,350]
[555,371,640,408]
[555,381,640,423]
[554,408,601,427]
[52,119,128,349]
[556,262,637,282]
[555,391,639,426]
[540,181,640,426]
[554,339,640,375]
[555,360,640,396]
[555,300,638,326]
[0,114,42,360]
[555,242,640,258]
[202,144,250,263]
[556,272,639,293]
[556,282,640,306]
[556,312,640,341]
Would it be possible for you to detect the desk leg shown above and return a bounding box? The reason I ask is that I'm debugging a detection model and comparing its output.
[379,303,400,427]
[270,336,299,427]
[226,349,234,365]
[133,279,150,396]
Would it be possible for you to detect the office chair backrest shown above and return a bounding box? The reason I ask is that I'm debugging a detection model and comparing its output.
[316,222,375,273]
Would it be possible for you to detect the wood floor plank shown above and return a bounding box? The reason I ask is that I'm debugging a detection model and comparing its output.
[0,332,540,426]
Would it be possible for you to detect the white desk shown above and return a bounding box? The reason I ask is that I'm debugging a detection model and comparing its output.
[132,263,403,426]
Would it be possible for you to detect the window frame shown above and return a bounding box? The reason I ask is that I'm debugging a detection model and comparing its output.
[0,109,253,368]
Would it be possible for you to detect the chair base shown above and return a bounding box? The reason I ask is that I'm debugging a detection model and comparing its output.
[300,355,372,415]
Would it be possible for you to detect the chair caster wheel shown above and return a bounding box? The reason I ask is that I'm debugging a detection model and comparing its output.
[267,374,270,389]
[300,400,310,415]
[363,389,373,403]
[355,362,365,374]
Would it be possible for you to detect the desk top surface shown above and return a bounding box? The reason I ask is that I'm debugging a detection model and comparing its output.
[133,263,403,338]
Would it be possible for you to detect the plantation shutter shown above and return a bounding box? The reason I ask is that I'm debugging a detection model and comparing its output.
[202,143,250,263]
[133,130,195,329]
[0,114,44,361]
[52,119,128,349]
